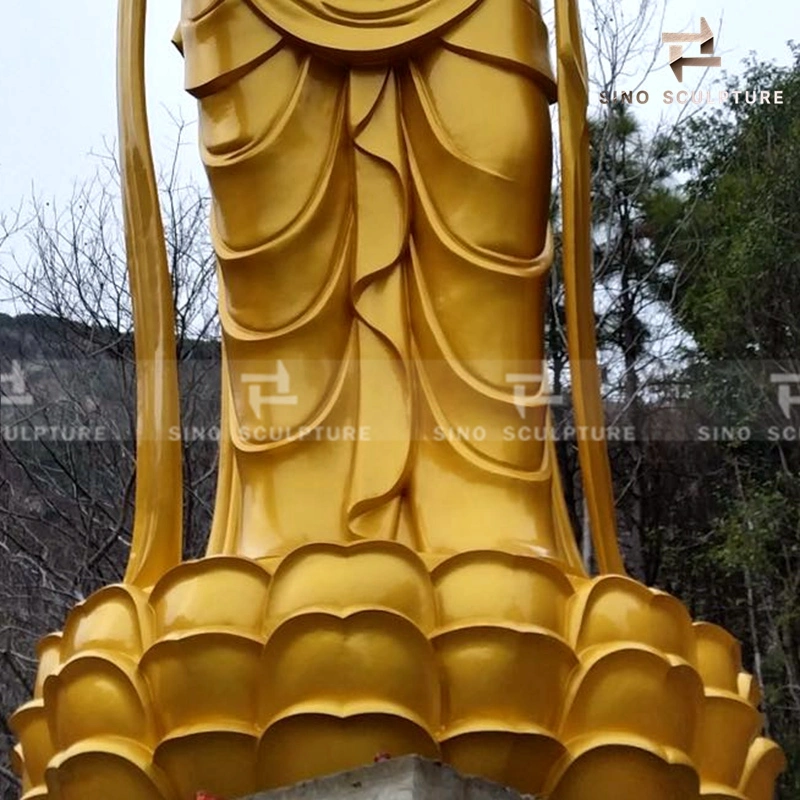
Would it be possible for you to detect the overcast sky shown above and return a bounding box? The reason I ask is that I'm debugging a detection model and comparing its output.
[0,0,794,211]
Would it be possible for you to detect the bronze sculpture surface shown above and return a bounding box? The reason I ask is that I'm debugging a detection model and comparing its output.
[9,2,785,798]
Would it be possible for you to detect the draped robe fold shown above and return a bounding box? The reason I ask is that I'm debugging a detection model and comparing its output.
[176,0,583,570]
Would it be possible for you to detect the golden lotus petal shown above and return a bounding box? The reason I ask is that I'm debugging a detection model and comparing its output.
[267,542,436,632]
[547,738,699,800]
[153,726,258,800]
[694,623,742,693]
[9,701,54,792]
[433,624,577,734]
[442,731,566,796]
[736,673,762,707]
[694,691,761,790]
[562,646,703,755]
[141,630,262,735]
[11,743,31,796]
[698,787,747,800]
[257,713,439,789]
[46,738,175,800]
[61,586,152,661]
[44,654,156,750]
[738,737,787,800]
[20,790,48,800]
[570,577,695,663]
[259,609,439,729]
[432,551,574,633]
[11,742,24,774]
[149,556,271,638]
[33,634,63,700]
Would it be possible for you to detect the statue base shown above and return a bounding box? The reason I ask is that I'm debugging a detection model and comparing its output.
[239,756,533,800]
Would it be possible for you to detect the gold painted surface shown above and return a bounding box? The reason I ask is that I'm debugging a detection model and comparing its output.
[11,0,785,798]
[117,0,183,589]
[9,548,787,798]
[189,0,570,564]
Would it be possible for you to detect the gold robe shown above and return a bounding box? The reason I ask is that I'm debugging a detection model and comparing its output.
[176,0,582,569]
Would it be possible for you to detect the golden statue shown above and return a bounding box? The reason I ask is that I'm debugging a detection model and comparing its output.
[10,0,785,798]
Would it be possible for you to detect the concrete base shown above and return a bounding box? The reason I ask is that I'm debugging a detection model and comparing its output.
[241,757,535,800]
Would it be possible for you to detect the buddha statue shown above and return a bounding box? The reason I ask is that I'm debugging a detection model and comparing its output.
[176,0,580,564]
[9,1,785,798]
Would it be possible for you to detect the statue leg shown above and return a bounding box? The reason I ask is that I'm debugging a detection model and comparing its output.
[196,36,358,558]
[400,42,561,558]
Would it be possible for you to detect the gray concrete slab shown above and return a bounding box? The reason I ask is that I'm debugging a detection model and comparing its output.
[240,756,536,800]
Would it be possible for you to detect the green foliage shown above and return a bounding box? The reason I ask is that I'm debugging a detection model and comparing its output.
[663,44,800,796]
[589,102,685,352]
[672,44,800,359]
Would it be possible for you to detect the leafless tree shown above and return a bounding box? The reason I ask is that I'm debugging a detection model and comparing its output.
[0,131,220,799]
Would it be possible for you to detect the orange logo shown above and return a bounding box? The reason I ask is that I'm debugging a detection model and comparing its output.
[662,17,722,81]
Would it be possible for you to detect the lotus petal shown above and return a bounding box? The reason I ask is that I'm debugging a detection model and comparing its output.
[548,740,700,800]
[432,551,574,634]
[61,585,152,661]
[442,730,565,796]
[267,542,435,632]
[562,646,703,755]
[141,630,262,735]
[149,556,271,637]
[738,737,787,800]
[736,673,762,707]
[699,785,747,800]
[570,577,695,663]
[153,727,258,800]
[433,625,577,734]
[20,790,49,800]
[259,609,439,729]
[11,743,31,796]
[33,634,63,700]
[44,654,156,750]
[694,691,761,790]
[694,624,742,693]
[46,739,174,800]
[9,701,54,792]
[257,713,439,789]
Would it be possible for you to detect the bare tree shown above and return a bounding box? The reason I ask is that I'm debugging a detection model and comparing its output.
[0,132,220,799]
